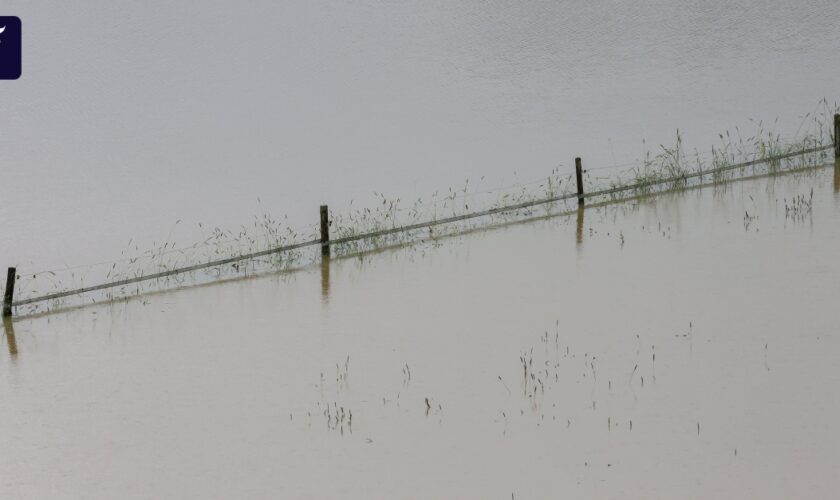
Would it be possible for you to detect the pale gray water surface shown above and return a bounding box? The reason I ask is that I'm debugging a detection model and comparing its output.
[1,1,839,271]
[2,168,840,498]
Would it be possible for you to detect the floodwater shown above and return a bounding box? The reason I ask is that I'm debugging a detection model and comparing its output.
[2,0,840,272]
[2,166,839,499]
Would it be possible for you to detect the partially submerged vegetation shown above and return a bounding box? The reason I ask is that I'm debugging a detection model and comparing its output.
[784,189,815,222]
[6,100,838,316]
[596,99,837,198]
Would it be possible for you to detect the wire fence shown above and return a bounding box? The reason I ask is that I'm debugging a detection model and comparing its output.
[4,110,839,318]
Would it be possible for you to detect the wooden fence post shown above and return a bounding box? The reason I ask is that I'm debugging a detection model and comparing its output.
[834,114,840,158]
[320,205,330,257]
[3,267,16,318]
[575,157,584,206]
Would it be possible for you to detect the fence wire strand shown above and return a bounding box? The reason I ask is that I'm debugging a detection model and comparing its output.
[7,140,837,313]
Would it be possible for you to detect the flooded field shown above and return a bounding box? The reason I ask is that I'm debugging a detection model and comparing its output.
[3,0,840,270]
[2,166,839,499]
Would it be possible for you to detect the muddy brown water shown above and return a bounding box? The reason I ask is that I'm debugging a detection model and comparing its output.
[2,166,839,498]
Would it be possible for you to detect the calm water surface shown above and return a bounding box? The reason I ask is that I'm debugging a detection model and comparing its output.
[1,0,839,270]
[2,168,839,498]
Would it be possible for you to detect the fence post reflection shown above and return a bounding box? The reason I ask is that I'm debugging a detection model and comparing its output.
[3,316,17,357]
[834,157,840,193]
[320,254,331,304]
[576,206,585,247]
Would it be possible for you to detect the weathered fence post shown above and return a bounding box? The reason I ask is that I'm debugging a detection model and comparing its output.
[320,205,330,257]
[834,114,840,158]
[3,267,16,318]
[575,157,584,206]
